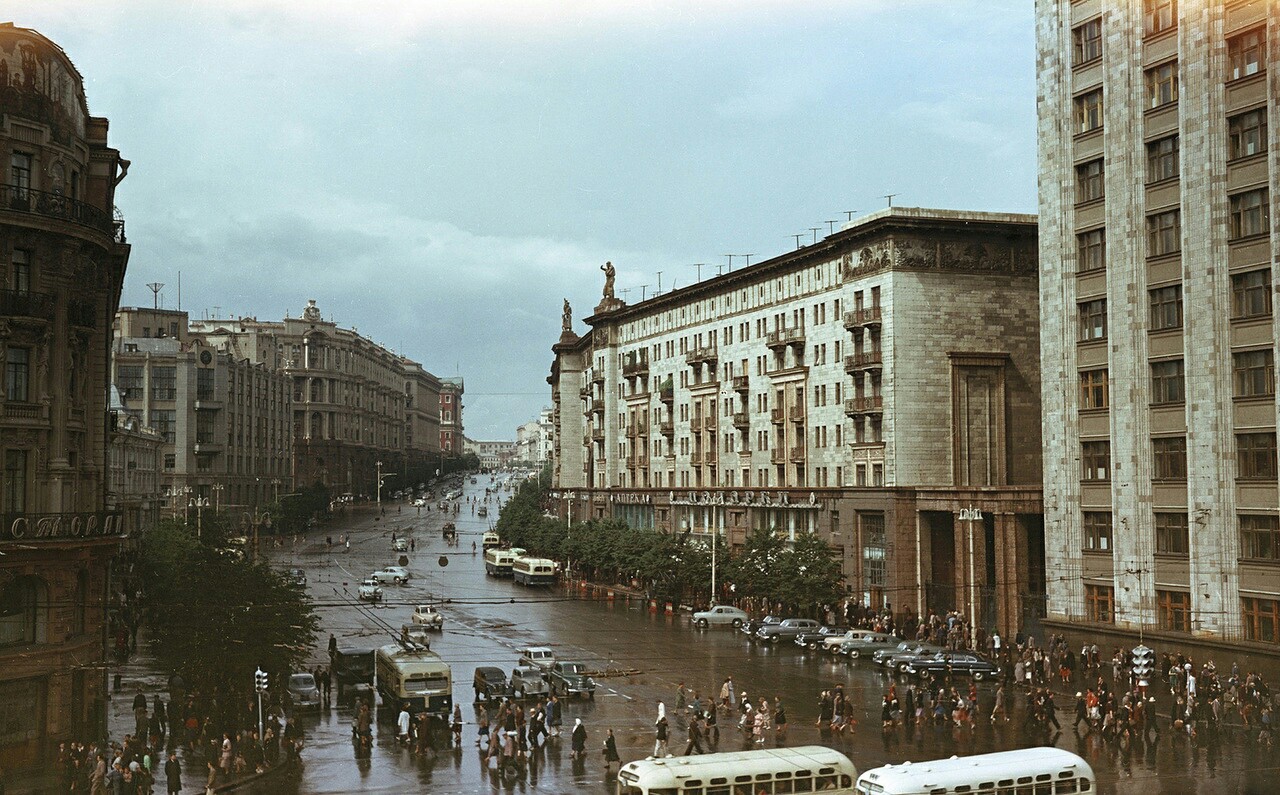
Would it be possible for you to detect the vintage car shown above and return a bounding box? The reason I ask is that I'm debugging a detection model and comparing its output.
[392,538,409,552]
[548,661,596,699]
[838,632,900,659]
[411,604,444,630]
[794,625,850,650]
[285,568,307,588]
[906,651,1003,681]
[692,605,749,629]
[286,672,322,709]
[509,666,550,699]
[472,667,509,701]
[356,578,383,602]
[518,646,556,672]
[739,614,782,637]
[755,618,821,644]
[371,566,410,585]
[874,641,947,672]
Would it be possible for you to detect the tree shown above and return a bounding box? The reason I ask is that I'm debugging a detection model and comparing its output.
[137,521,319,694]
[725,525,787,603]
[775,532,845,614]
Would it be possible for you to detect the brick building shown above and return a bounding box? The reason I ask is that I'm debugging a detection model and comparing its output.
[440,377,464,456]
[550,208,1045,636]
[1038,0,1280,656]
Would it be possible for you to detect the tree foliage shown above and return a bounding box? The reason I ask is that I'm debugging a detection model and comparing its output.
[137,521,320,694]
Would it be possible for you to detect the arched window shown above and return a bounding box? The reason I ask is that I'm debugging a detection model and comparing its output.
[0,575,47,646]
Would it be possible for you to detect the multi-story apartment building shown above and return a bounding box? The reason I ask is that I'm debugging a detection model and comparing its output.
[440,377,464,456]
[107,387,163,540]
[465,437,517,471]
[1038,0,1280,657]
[0,23,131,772]
[112,308,294,513]
[516,407,555,465]
[189,300,444,496]
[551,208,1044,635]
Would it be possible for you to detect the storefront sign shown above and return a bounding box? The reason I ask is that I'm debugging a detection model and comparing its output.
[2,511,125,542]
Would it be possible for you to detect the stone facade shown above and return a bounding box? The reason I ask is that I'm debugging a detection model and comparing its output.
[1038,0,1280,651]
[549,208,1045,634]
[0,22,131,772]
[439,377,463,457]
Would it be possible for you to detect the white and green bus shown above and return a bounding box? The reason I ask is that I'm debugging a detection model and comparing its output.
[484,548,515,576]
[617,746,857,795]
[512,556,557,586]
[374,643,452,717]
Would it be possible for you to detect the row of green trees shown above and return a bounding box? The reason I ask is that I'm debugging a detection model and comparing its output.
[135,515,319,695]
[494,473,843,613]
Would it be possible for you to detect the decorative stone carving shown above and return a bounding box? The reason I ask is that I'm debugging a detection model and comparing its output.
[302,299,322,322]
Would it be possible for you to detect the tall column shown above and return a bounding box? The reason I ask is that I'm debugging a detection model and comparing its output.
[993,512,1025,641]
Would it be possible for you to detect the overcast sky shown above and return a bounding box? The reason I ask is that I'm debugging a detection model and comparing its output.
[9,0,1035,440]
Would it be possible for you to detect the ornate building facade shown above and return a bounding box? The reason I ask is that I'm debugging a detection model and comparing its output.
[0,23,131,771]
[440,377,463,456]
[551,208,1044,637]
[1038,0,1280,659]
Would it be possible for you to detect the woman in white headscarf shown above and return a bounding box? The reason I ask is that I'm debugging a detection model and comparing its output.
[571,718,587,759]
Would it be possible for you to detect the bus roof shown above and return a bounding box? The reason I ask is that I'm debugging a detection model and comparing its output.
[619,746,855,784]
[858,748,1092,789]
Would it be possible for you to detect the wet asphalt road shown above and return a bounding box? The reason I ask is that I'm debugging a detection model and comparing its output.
[240,473,1279,793]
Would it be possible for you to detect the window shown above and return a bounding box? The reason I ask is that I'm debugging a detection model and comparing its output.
[150,366,176,400]
[1152,436,1187,480]
[1231,268,1272,319]
[1146,135,1178,182]
[1227,28,1265,80]
[1085,584,1114,623]
[1228,109,1267,160]
[3,449,27,513]
[1240,514,1280,560]
[1144,0,1176,36]
[196,368,215,401]
[1078,299,1107,341]
[117,365,144,400]
[9,152,31,195]
[1083,511,1112,552]
[1077,228,1106,273]
[1074,89,1103,134]
[163,453,175,471]
[1145,61,1178,108]
[1242,597,1280,643]
[0,576,41,646]
[151,410,176,444]
[1147,209,1180,256]
[1237,432,1277,480]
[1076,159,1104,203]
[1150,359,1185,404]
[1149,285,1183,331]
[1233,350,1275,398]
[1080,369,1108,409]
[1073,18,1102,65]
[1155,512,1189,555]
[4,347,29,402]
[1157,590,1190,633]
[10,249,29,293]
[1082,440,1110,481]
[1229,189,1269,239]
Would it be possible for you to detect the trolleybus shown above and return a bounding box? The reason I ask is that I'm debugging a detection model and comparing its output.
[512,556,557,585]
[617,746,857,795]
[374,643,452,717]
[854,748,1094,795]
[484,548,515,576]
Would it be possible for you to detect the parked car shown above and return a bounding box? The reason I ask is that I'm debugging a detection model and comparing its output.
[819,628,884,654]
[329,645,374,697]
[286,672,322,709]
[518,646,556,672]
[371,566,410,585]
[411,604,444,630]
[756,618,821,644]
[794,625,850,650]
[285,568,307,588]
[392,538,409,552]
[740,615,782,637]
[473,667,509,701]
[548,661,596,699]
[692,605,749,629]
[839,632,899,659]
[906,651,1003,681]
[874,641,947,673]
[357,578,383,602]
[510,666,550,699]
[400,623,431,648]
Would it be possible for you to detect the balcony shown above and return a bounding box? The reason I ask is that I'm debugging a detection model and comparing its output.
[590,371,605,385]
[705,447,718,464]
[844,350,883,373]
[842,306,883,330]
[690,416,702,432]
[770,447,786,464]
[789,445,806,462]
[194,398,223,411]
[627,420,648,437]
[845,396,884,416]
[732,374,750,393]
[1,402,45,422]
[622,355,649,377]
[591,427,604,443]
[659,418,674,436]
[590,397,604,415]
[789,405,805,422]
[579,386,591,399]
[770,407,785,425]
[765,326,806,349]
[690,451,703,465]
[0,289,55,320]
[1,185,118,238]
[732,411,749,430]
[685,345,718,365]
[659,384,674,404]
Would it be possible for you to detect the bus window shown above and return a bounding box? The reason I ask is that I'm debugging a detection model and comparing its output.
[707,788,730,795]
[1055,779,1079,794]
[775,779,794,794]
[733,785,754,795]
[794,777,812,793]
[816,774,838,791]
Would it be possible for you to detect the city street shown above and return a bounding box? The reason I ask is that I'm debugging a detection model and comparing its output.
[253,474,1279,794]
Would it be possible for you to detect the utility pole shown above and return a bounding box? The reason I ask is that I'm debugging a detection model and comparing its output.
[376,460,382,511]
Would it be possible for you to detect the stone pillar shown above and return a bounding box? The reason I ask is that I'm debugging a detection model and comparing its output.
[993,512,1025,641]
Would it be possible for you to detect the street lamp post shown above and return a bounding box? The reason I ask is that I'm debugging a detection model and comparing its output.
[211,484,224,515]
[376,461,396,513]
[189,496,210,540]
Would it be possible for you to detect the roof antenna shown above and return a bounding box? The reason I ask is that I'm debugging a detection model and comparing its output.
[843,209,859,221]
[656,270,663,292]
[688,263,706,282]
[620,287,633,303]
[147,282,164,310]
[723,254,736,273]
[791,234,804,249]
[825,220,839,235]
[884,193,898,207]
[810,227,821,244]
[740,253,756,267]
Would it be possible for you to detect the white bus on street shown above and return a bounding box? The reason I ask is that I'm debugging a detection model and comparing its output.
[617,746,857,795]
[484,548,515,576]
[855,747,1094,795]
[512,556,556,585]
[374,643,452,717]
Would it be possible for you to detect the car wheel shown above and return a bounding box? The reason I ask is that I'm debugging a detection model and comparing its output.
[973,671,985,682]
[731,618,742,628]
[395,577,403,585]
[770,636,779,644]
[849,650,860,659]
[898,663,911,674]
[696,618,708,629]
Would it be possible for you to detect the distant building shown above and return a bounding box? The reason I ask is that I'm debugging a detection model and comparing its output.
[1037,1,1280,653]
[112,308,294,513]
[550,208,1043,636]
[516,407,554,465]
[0,22,131,772]
[440,377,464,457]
[464,437,516,470]
[107,387,163,540]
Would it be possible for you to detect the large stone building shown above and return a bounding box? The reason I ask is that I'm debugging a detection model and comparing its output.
[107,386,163,540]
[550,208,1044,635]
[1038,1,1280,656]
[440,377,464,456]
[188,300,445,497]
[0,23,131,771]
[516,407,555,465]
[112,308,293,516]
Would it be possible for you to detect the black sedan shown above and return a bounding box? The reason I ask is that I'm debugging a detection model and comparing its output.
[905,651,1002,681]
